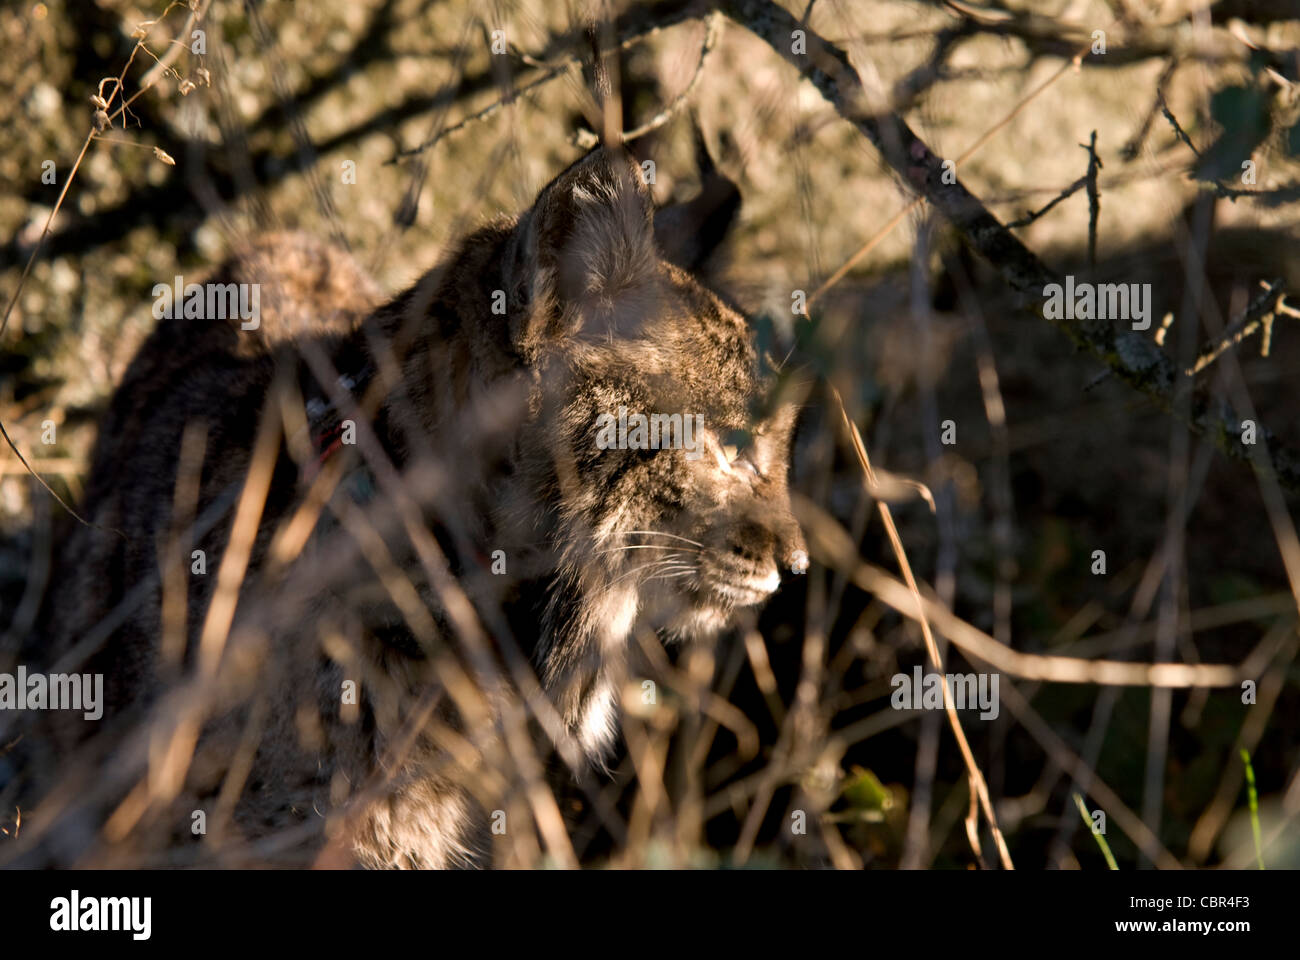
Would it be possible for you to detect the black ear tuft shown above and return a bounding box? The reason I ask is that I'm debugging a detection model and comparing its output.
[653,123,741,274]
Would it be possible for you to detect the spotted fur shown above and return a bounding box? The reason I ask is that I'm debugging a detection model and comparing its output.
[32,148,805,868]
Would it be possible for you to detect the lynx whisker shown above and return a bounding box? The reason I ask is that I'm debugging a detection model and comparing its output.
[621,530,705,548]
[595,543,702,557]
[607,558,695,588]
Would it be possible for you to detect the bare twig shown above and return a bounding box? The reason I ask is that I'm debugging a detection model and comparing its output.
[1005,175,1087,230]
[1190,278,1285,374]
[1082,130,1101,267]
[574,13,721,149]
[1158,91,1200,157]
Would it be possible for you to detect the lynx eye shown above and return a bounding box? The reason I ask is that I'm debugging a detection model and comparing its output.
[713,441,750,474]
[715,429,762,477]
[718,443,760,478]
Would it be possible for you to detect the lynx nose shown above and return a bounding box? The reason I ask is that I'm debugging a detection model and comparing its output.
[773,510,807,578]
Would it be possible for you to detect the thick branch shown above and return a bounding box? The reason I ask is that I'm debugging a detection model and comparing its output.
[718,0,1300,493]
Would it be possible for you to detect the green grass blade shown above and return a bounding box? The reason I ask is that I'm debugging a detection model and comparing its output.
[1073,792,1118,870]
[1240,748,1265,870]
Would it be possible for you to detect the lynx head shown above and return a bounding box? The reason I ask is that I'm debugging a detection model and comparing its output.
[500,147,806,645]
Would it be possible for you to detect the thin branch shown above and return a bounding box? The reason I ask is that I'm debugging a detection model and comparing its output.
[1158,90,1200,157]
[1190,278,1285,374]
[578,12,721,148]
[1005,175,1087,229]
[1121,58,1178,161]
[390,0,714,162]
[1082,130,1101,267]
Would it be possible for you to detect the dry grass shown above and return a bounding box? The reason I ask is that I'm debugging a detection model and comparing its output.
[1,0,1299,869]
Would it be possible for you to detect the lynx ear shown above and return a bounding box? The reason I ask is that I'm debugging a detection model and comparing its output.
[653,125,741,273]
[505,148,661,356]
